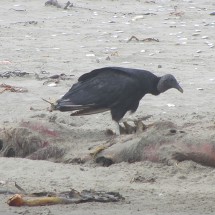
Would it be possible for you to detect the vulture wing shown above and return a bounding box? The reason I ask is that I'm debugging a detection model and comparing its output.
[56,67,143,115]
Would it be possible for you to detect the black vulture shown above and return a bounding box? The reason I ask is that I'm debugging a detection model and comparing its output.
[54,67,183,134]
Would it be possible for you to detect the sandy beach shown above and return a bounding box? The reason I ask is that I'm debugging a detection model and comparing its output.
[0,0,215,214]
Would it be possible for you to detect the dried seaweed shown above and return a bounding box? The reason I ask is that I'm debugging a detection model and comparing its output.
[35,73,74,85]
[11,21,38,26]
[0,70,30,78]
[7,189,124,206]
[0,84,28,94]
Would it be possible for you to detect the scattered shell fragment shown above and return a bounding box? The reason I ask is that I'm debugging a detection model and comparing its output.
[179,38,188,41]
[48,83,57,87]
[140,50,146,53]
[0,60,11,65]
[167,104,175,107]
[86,54,95,57]
[111,35,118,38]
[196,50,202,53]
[132,15,144,21]
[192,33,200,36]
[116,30,124,33]
[202,36,208,39]
[122,61,130,64]
[0,180,6,185]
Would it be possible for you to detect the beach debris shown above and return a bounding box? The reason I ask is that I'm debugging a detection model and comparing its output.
[0,84,28,93]
[105,56,111,61]
[86,53,95,57]
[210,12,215,16]
[42,79,59,85]
[45,0,73,10]
[11,21,38,26]
[192,33,200,36]
[196,88,204,91]
[35,72,74,85]
[0,70,30,78]
[47,82,57,87]
[10,6,26,12]
[42,98,57,112]
[131,13,156,21]
[132,15,144,21]
[127,36,159,43]
[7,189,123,206]
[145,0,156,3]
[169,6,184,17]
[111,51,119,56]
[0,60,11,65]
[130,175,156,183]
[167,103,175,107]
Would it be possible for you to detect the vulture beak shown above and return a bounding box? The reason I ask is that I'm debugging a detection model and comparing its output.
[175,83,183,93]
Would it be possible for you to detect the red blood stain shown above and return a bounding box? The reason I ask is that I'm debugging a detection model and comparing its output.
[20,122,59,138]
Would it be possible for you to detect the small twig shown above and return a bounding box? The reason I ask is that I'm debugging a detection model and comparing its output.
[169,6,184,17]
[15,183,27,194]
[64,1,73,9]
[127,36,159,43]
[45,0,73,9]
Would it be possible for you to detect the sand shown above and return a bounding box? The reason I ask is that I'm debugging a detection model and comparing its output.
[0,0,215,214]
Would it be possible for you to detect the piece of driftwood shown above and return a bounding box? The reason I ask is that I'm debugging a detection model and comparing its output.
[7,189,123,206]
